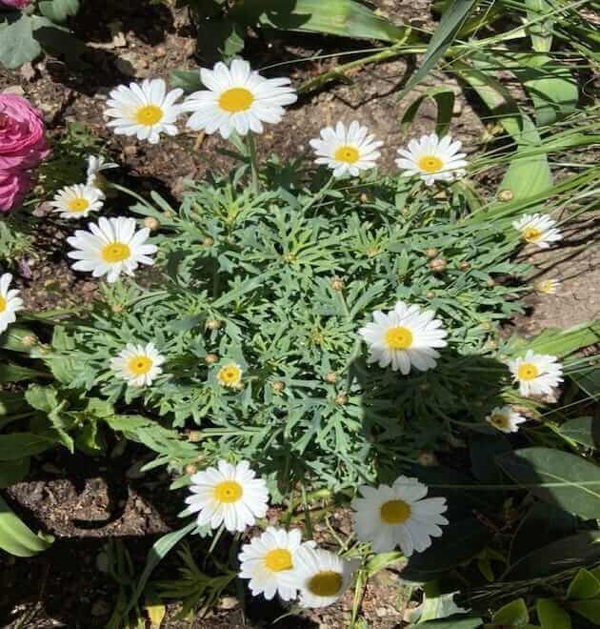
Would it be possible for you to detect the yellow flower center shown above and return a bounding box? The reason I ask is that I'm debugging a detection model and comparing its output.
[264,548,293,572]
[213,480,243,503]
[127,355,153,376]
[67,197,90,213]
[101,242,131,263]
[134,104,164,126]
[380,499,412,524]
[418,155,444,173]
[522,227,542,242]
[334,145,360,164]
[518,362,539,381]
[0,296,6,313]
[307,571,343,597]
[217,364,242,387]
[489,413,508,429]
[218,87,255,113]
[384,326,414,350]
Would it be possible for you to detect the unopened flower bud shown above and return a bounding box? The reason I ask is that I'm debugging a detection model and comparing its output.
[498,189,514,202]
[485,339,498,350]
[324,371,338,384]
[417,451,438,467]
[425,248,438,258]
[425,290,435,299]
[271,380,285,393]
[335,393,348,406]
[330,277,345,291]
[21,334,37,347]
[429,257,447,273]
[111,303,125,313]
[143,216,160,231]
[459,261,471,271]
[202,237,214,247]
[204,353,219,364]
[206,319,221,330]
[487,277,496,287]
[184,463,198,474]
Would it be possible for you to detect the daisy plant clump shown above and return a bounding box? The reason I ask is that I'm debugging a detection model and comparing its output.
[41,58,591,618]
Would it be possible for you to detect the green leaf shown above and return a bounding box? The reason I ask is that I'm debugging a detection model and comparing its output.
[0,458,29,488]
[409,618,482,628]
[0,361,44,383]
[233,0,407,42]
[492,598,529,625]
[125,521,196,615]
[537,598,571,629]
[0,14,41,69]
[38,0,80,23]
[170,68,203,92]
[559,417,600,450]
[496,447,600,519]
[400,87,456,137]
[0,494,53,557]
[525,0,554,52]
[25,385,74,452]
[506,320,600,358]
[399,0,477,97]
[570,600,600,625]
[567,569,600,600]
[0,433,54,460]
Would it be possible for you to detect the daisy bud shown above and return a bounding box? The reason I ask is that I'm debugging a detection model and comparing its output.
[425,290,436,299]
[203,353,219,364]
[21,334,37,347]
[111,303,125,313]
[424,248,438,258]
[335,393,348,406]
[184,463,198,474]
[324,372,338,384]
[206,319,221,330]
[498,189,514,202]
[459,261,471,271]
[428,257,447,273]
[271,381,285,393]
[330,276,345,291]
[202,237,214,247]
[186,432,201,443]
[143,216,160,231]
[417,451,438,467]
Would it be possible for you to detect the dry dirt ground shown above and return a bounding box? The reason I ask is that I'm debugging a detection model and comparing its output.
[0,0,599,627]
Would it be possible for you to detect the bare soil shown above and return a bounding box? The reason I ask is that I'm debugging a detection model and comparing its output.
[1,0,599,627]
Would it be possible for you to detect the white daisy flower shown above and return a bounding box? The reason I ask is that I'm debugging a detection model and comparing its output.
[534,278,561,295]
[286,546,356,609]
[358,301,447,375]
[0,273,23,335]
[67,216,157,283]
[185,460,269,533]
[507,350,564,397]
[238,527,303,601]
[110,342,165,387]
[50,184,104,219]
[512,214,563,249]
[309,121,383,178]
[104,78,183,144]
[395,133,468,185]
[86,155,118,187]
[485,406,527,433]
[216,363,243,388]
[352,476,448,556]
[183,58,297,139]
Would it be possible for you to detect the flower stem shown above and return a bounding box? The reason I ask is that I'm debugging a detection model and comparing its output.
[247,132,259,194]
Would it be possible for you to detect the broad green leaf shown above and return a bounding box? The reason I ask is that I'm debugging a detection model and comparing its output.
[0,458,29,488]
[0,325,38,353]
[570,600,600,624]
[399,0,477,97]
[409,618,482,628]
[570,367,600,402]
[537,598,571,629]
[0,14,41,69]
[0,361,44,383]
[567,569,600,600]
[233,0,407,42]
[525,0,554,52]
[496,447,600,519]
[492,598,529,625]
[504,532,600,581]
[38,0,80,23]
[0,494,53,557]
[559,417,600,450]
[170,68,203,92]
[125,521,196,614]
[25,385,74,452]
[0,433,54,460]
[506,319,600,358]
[419,591,466,622]
[400,87,456,137]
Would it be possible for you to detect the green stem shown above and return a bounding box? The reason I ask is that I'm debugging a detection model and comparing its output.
[247,132,259,194]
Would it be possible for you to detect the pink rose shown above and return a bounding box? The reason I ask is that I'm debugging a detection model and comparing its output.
[0,1,31,8]
[0,169,32,213]
[0,94,49,171]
